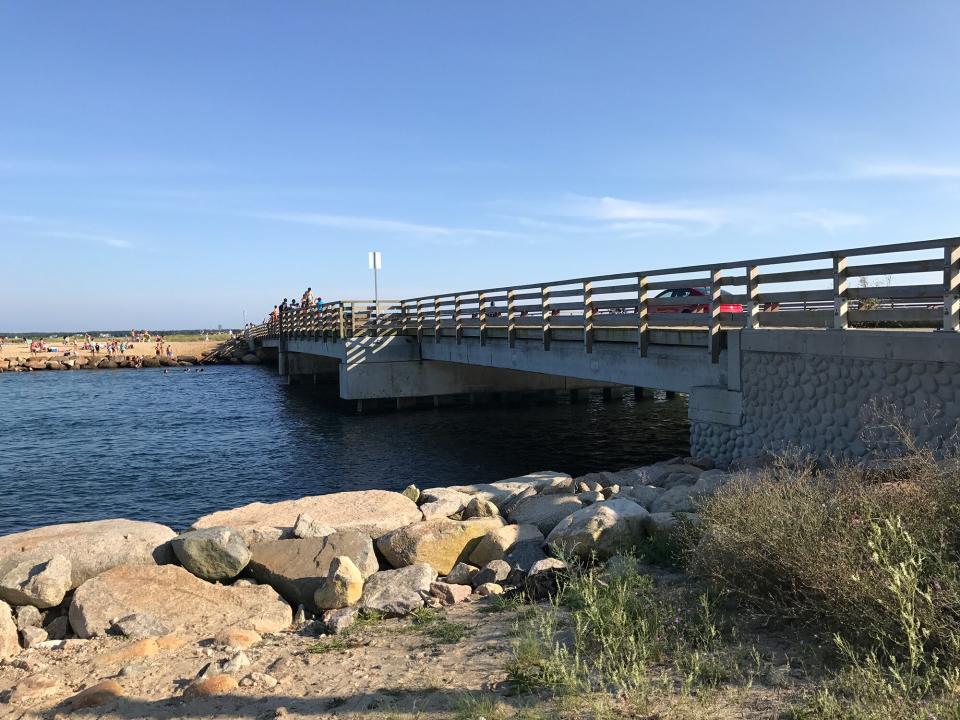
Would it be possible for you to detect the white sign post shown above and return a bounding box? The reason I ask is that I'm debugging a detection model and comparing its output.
[368,251,382,335]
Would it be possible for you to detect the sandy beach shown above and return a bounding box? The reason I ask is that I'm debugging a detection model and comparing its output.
[0,339,221,362]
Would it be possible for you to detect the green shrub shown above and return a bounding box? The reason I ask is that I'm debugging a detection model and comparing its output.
[693,448,960,698]
[506,555,739,696]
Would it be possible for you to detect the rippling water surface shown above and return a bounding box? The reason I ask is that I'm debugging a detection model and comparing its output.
[0,366,689,534]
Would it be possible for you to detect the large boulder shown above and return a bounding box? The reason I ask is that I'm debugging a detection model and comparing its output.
[494,470,572,491]
[690,470,730,500]
[649,485,696,514]
[507,495,584,535]
[445,472,571,510]
[68,565,292,639]
[0,553,72,608]
[191,490,421,544]
[502,541,548,575]
[248,532,377,612]
[0,600,17,659]
[545,499,650,560]
[359,564,437,616]
[461,497,500,519]
[376,517,504,575]
[418,488,472,520]
[313,556,364,610]
[0,519,175,591]
[292,513,335,539]
[623,465,672,487]
[645,511,700,536]
[468,524,544,567]
[621,485,664,510]
[170,527,251,581]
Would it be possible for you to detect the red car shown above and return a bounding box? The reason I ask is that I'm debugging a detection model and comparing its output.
[653,287,744,314]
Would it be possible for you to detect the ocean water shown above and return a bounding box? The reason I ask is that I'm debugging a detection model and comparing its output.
[0,366,690,535]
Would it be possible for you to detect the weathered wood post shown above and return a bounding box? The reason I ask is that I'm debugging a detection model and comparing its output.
[337,303,345,340]
[434,296,442,343]
[637,274,648,357]
[455,295,463,345]
[945,243,960,332]
[416,300,425,344]
[708,267,722,363]
[541,285,552,351]
[583,280,594,353]
[833,255,849,329]
[746,264,760,330]
[479,292,488,347]
[507,288,517,348]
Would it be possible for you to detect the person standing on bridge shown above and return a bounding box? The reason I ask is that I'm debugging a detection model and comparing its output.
[302,287,315,306]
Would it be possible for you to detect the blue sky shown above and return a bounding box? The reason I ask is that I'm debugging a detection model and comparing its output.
[2,1,959,331]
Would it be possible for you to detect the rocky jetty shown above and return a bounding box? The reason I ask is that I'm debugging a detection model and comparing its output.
[0,455,732,708]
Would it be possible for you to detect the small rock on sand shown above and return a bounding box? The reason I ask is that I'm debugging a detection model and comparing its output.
[214,626,262,649]
[429,582,471,605]
[183,674,239,698]
[7,674,61,704]
[360,564,437,616]
[68,680,125,709]
[475,583,504,597]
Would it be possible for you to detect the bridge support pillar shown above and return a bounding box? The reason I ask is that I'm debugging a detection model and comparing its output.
[633,386,653,400]
[602,386,625,401]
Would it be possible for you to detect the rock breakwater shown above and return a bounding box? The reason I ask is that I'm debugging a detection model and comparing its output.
[0,455,735,712]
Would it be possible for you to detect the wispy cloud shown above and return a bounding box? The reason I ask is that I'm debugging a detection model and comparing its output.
[0,158,219,178]
[36,230,134,249]
[852,162,960,179]
[788,210,867,233]
[0,213,137,249]
[253,212,518,243]
[572,195,728,226]
[504,193,867,239]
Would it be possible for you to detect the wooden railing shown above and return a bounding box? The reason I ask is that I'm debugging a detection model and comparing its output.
[249,301,402,343]
[249,237,960,363]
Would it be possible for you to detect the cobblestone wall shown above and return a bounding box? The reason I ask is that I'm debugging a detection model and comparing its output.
[692,344,960,466]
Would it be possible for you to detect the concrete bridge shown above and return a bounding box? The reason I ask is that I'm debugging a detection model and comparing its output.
[249,237,960,464]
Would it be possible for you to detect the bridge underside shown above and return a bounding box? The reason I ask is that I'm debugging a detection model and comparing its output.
[266,327,728,403]
[261,328,960,466]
